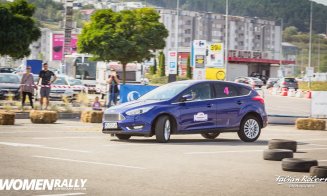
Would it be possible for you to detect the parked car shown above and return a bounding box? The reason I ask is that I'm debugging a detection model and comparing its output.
[49,75,75,102]
[251,74,268,84]
[0,67,15,73]
[0,73,21,100]
[266,78,279,89]
[234,77,264,88]
[102,80,268,143]
[69,78,88,95]
[275,77,298,90]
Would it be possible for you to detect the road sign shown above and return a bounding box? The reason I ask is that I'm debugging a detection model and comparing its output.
[205,68,226,80]
[168,51,177,74]
[207,43,224,68]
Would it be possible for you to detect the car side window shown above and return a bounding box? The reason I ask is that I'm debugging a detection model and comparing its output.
[214,83,240,98]
[182,83,213,101]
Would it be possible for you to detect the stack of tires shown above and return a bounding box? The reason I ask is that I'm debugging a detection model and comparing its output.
[263,139,327,178]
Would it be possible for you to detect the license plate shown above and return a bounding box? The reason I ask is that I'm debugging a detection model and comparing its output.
[104,122,118,129]
[50,93,61,97]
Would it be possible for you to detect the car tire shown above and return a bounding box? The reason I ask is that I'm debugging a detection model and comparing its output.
[115,134,131,140]
[263,149,293,161]
[155,115,172,143]
[282,158,318,172]
[310,166,327,178]
[238,115,261,142]
[201,133,220,139]
[268,139,297,152]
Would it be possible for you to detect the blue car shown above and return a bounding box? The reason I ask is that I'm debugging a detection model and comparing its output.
[102,80,268,143]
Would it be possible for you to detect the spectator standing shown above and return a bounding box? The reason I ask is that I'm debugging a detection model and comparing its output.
[20,66,36,109]
[38,63,57,110]
[107,68,120,107]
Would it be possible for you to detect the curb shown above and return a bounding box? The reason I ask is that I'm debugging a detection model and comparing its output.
[15,112,81,119]
[268,114,310,125]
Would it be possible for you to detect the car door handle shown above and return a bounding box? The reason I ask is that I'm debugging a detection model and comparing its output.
[207,103,213,108]
[236,101,243,105]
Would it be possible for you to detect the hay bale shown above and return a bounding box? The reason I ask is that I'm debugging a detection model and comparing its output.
[0,111,15,125]
[81,110,103,123]
[296,118,326,130]
[30,110,58,124]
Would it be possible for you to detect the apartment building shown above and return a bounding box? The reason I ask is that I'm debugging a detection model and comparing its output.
[157,8,294,79]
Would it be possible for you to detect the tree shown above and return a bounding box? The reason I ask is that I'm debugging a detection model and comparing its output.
[0,0,41,59]
[186,55,192,79]
[159,51,166,77]
[149,58,157,75]
[77,8,168,83]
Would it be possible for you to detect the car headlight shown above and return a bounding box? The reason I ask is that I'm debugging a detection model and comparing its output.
[125,106,154,116]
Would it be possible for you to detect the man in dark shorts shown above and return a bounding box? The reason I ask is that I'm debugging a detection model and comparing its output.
[38,63,57,110]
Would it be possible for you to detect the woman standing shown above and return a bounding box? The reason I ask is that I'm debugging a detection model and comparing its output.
[20,66,36,109]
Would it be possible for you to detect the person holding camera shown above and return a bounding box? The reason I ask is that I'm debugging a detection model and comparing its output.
[107,68,120,107]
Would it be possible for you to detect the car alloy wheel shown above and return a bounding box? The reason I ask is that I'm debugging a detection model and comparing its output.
[244,119,260,139]
[164,119,171,141]
[155,115,172,143]
[238,115,261,142]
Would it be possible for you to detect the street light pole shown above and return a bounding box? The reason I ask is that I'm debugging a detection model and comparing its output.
[279,19,283,67]
[225,0,229,81]
[308,0,313,88]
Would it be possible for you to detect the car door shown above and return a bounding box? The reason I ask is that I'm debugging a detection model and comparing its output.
[213,82,246,128]
[177,82,217,131]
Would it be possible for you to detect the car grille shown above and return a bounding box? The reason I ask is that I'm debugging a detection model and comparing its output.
[104,113,125,122]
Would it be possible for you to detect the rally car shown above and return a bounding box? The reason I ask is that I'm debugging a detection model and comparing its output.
[102,80,268,143]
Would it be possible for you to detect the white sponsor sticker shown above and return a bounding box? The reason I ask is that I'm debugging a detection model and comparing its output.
[194,112,208,122]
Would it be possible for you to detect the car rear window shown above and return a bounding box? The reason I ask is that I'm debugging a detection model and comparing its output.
[285,78,296,82]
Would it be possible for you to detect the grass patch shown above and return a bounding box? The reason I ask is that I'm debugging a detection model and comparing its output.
[299,81,327,91]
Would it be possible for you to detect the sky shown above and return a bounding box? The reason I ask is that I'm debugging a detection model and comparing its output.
[312,0,327,5]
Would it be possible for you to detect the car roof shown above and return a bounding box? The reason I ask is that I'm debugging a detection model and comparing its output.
[0,73,18,76]
[172,80,248,86]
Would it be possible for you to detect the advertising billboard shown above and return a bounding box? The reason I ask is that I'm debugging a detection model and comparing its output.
[52,34,78,61]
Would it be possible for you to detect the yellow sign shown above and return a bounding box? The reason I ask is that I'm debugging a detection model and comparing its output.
[206,68,226,80]
[210,43,222,52]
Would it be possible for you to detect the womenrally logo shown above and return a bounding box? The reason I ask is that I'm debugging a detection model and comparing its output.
[0,179,87,191]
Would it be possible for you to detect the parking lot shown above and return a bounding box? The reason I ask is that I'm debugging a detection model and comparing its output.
[0,119,326,196]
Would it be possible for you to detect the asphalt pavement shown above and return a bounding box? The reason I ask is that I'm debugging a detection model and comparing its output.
[0,119,326,196]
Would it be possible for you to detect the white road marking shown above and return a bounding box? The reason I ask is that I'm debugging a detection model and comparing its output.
[0,142,43,147]
[0,142,91,153]
[35,193,86,196]
[185,149,264,155]
[33,155,146,170]
[185,147,327,155]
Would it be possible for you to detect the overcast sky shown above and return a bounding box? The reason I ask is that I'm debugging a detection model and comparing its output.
[312,0,327,5]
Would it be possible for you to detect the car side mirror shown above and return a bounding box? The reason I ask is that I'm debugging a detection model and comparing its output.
[181,94,193,102]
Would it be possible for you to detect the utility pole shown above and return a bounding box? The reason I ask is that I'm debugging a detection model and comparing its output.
[225,0,229,81]
[318,37,321,73]
[279,19,283,72]
[308,1,313,88]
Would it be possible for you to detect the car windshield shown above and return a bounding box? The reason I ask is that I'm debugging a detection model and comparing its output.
[285,78,296,82]
[69,79,83,85]
[0,74,20,83]
[139,83,190,101]
[53,77,68,85]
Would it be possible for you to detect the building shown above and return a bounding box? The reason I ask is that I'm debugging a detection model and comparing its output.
[157,8,296,79]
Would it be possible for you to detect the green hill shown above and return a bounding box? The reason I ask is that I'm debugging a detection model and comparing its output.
[147,0,327,34]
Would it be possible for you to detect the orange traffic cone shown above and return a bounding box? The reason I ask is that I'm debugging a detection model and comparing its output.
[305,91,312,99]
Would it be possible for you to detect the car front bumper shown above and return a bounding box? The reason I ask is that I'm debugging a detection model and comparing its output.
[102,113,153,136]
